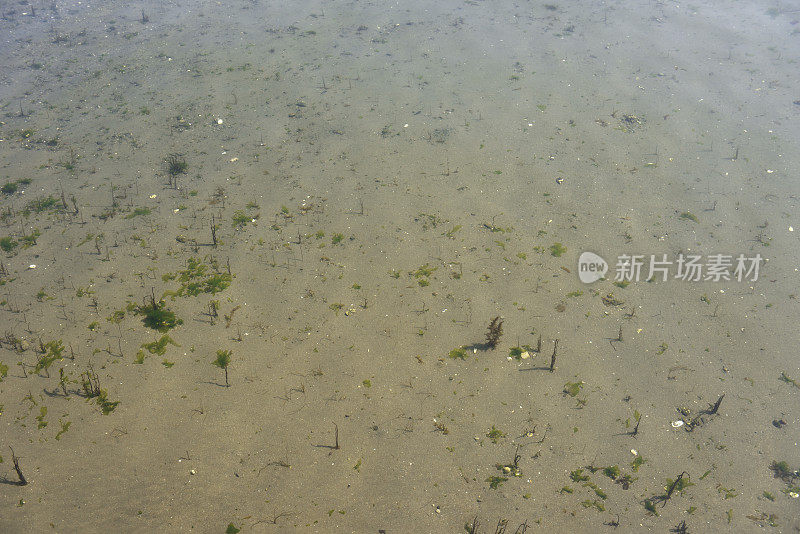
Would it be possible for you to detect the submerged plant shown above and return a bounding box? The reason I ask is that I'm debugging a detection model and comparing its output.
[80,364,119,414]
[34,340,65,377]
[165,154,188,176]
[486,475,508,489]
[142,335,179,356]
[213,349,232,386]
[486,425,505,444]
[564,381,583,397]
[135,293,183,332]
[448,347,468,360]
[549,242,567,257]
[485,316,504,349]
[162,257,232,297]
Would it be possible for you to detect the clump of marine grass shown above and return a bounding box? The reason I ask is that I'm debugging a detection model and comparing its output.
[80,364,119,414]
[134,290,183,332]
[2,178,31,195]
[23,195,62,216]
[770,460,799,485]
[0,236,18,253]
[33,339,65,377]
[162,257,232,298]
[165,153,188,176]
[141,335,179,356]
[164,153,188,188]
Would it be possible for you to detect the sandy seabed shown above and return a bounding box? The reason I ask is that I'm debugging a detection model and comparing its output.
[1,0,799,532]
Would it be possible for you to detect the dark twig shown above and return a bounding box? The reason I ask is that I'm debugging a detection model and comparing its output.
[704,394,724,415]
[662,471,689,506]
[333,422,339,450]
[629,416,641,437]
[549,339,558,372]
[10,447,27,485]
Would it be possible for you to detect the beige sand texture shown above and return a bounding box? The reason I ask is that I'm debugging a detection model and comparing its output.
[1,0,799,532]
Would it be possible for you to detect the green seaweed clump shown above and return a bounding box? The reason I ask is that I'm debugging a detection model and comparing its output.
[163,257,232,297]
[486,475,507,489]
[135,296,182,332]
[631,454,646,472]
[664,475,694,495]
[125,207,152,219]
[550,242,567,257]
[570,468,590,482]
[448,347,468,360]
[486,425,505,443]
[0,236,18,252]
[142,335,179,356]
[770,460,798,483]
[509,345,534,360]
[563,381,583,397]
[603,465,620,479]
[34,340,65,375]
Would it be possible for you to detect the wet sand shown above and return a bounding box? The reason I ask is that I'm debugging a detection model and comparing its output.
[1,0,799,532]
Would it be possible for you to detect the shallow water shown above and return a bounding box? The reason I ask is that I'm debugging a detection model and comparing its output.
[1,0,799,532]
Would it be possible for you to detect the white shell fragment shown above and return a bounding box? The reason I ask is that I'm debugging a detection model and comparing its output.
[671,420,684,428]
